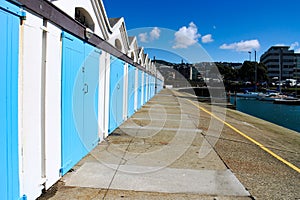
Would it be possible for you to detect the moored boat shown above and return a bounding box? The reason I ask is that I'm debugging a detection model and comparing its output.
[236,91,259,98]
[257,93,286,101]
[273,97,300,105]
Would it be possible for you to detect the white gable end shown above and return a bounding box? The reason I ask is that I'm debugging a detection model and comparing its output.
[49,0,104,39]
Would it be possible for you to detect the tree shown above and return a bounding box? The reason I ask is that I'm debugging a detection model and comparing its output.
[216,63,238,81]
[238,61,268,82]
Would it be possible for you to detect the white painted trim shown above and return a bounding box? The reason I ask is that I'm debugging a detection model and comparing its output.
[123,63,128,120]
[44,22,62,190]
[18,12,25,198]
[91,0,113,36]
[19,12,43,200]
[145,73,148,102]
[98,50,105,140]
[134,68,138,111]
[141,71,144,106]
[128,36,138,63]
[98,52,111,139]
[103,53,111,138]
[51,0,104,39]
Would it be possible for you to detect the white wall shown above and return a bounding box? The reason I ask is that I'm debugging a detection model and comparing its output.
[19,12,43,200]
[15,1,162,200]
[98,52,110,138]
[19,12,63,199]
[107,34,126,54]
[134,68,138,111]
[44,22,62,190]
[107,18,130,55]
[145,73,148,102]
[141,71,144,105]
[51,0,104,39]
[123,63,128,119]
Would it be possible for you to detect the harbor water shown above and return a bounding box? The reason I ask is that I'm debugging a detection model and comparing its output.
[230,97,300,133]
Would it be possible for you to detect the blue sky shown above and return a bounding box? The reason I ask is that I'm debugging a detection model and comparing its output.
[103,0,300,63]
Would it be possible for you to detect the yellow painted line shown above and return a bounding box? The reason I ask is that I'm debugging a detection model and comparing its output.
[172,90,300,173]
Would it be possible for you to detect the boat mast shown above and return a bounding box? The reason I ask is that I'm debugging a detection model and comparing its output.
[255,50,257,92]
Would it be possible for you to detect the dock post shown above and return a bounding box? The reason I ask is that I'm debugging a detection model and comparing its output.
[227,91,230,103]
[234,91,237,106]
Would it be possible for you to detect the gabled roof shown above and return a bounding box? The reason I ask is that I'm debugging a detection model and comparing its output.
[128,36,135,45]
[138,47,144,55]
[109,18,121,27]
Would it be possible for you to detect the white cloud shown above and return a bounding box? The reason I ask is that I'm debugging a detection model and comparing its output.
[274,42,300,52]
[202,34,214,43]
[138,32,148,43]
[138,27,161,43]
[220,39,260,52]
[274,43,286,46]
[290,42,299,50]
[150,27,161,40]
[173,22,201,49]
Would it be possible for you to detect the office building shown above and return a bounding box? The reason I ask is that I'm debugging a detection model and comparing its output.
[260,46,297,80]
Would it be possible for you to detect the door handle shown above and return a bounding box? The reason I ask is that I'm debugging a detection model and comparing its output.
[83,83,89,94]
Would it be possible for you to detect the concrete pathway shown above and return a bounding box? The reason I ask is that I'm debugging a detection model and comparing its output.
[43,89,250,199]
[39,89,300,199]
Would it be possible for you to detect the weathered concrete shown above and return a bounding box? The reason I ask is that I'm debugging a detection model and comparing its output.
[65,163,249,196]
[39,89,300,200]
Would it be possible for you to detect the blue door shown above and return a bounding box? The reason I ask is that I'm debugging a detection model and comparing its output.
[144,73,147,104]
[149,76,153,99]
[152,76,155,97]
[0,3,21,200]
[61,32,100,175]
[127,65,135,118]
[137,70,142,109]
[147,74,150,102]
[151,76,155,97]
[157,79,161,92]
[83,44,101,151]
[146,74,150,102]
[109,56,124,134]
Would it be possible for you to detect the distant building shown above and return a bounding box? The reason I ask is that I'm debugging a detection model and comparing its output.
[260,46,297,80]
[294,53,300,80]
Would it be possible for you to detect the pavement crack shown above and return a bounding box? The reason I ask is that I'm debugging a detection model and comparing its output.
[102,133,135,200]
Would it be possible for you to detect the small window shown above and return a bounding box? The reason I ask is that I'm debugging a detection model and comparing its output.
[75,7,95,31]
[115,39,123,51]
[131,52,135,62]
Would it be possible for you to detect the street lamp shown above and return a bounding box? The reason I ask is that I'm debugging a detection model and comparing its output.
[248,51,252,61]
[254,50,257,91]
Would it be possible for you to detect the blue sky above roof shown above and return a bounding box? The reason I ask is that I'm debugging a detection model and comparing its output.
[103,0,300,63]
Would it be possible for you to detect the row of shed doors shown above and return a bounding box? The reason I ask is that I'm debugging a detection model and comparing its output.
[0,13,102,197]
[0,2,161,199]
[61,33,159,175]
[61,32,100,175]
[108,59,157,134]
[109,56,124,133]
